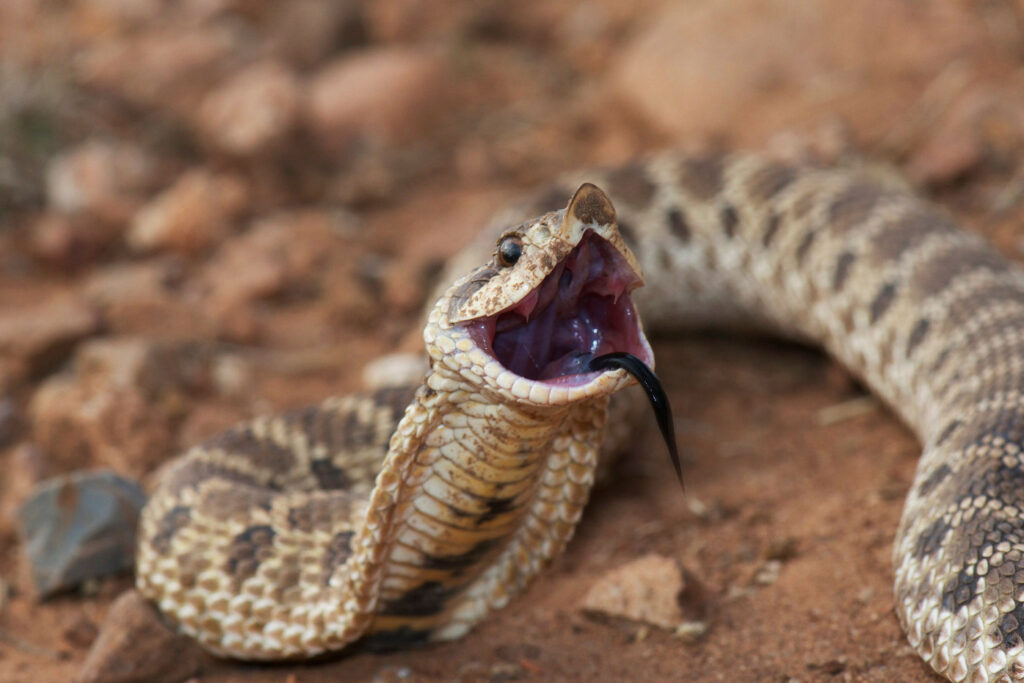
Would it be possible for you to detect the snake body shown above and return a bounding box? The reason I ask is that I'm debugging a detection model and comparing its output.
[137,152,1024,681]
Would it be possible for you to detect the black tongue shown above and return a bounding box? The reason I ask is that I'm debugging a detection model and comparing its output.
[588,352,683,489]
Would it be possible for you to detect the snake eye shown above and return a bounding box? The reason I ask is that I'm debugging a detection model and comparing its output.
[497,237,523,267]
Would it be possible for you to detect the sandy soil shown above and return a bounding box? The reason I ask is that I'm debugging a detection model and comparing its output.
[3,1,1024,681]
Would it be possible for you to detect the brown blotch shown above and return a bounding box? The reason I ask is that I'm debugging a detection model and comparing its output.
[913,245,1008,297]
[913,516,952,559]
[161,459,264,496]
[311,458,350,490]
[322,530,356,585]
[720,204,738,237]
[869,282,898,323]
[832,251,857,291]
[761,212,782,247]
[667,208,690,242]
[225,525,276,585]
[917,464,953,498]
[200,485,273,521]
[828,182,886,235]
[872,209,957,266]
[677,155,725,200]
[447,265,500,321]
[906,317,931,357]
[605,163,657,207]
[571,186,616,225]
[745,162,798,201]
[206,424,296,477]
[151,505,191,554]
[795,230,817,264]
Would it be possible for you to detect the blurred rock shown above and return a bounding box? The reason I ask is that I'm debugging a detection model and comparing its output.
[62,614,100,650]
[304,47,450,154]
[196,61,301,157]
[198,210,339,337]
[264,0,366,68]
[74,26,237,115]
[0,445,48,536]
[76,590,203,683]
[27,213,119,267]
[611,0,982,146]
[0,295,99,389]
[28,337,214,475]
[46,140,159,222]
[82,260,217,340]
[581,554,705,631]
[17,469,146,597]
[128,169,249,253]
[0,398,20,449]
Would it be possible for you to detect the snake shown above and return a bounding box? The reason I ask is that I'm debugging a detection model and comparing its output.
[135,151,1024,682]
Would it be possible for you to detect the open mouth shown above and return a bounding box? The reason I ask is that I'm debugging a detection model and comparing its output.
[465,231,649,387]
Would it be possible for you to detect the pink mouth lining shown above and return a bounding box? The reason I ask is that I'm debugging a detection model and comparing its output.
[465,232,649,388]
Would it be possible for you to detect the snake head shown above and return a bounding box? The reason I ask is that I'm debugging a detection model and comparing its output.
[426,183,654,405]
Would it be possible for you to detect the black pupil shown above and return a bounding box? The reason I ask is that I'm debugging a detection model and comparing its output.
[500,240,522,265]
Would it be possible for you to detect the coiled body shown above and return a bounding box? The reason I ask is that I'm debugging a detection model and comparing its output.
[139,152,1024,681]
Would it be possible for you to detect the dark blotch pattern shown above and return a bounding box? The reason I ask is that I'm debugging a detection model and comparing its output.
[872,209,957,266]
[745,162,797,200]
[572,188,615,225]
[906,318,931,358]
[761,212,782,247]
[311,458,350,490]
[378,581,461,617]
[869,282,897,323]
[605,163,657,207]
[667,208,690,242]
[828,182,886,235]
[941,566,981,612]
[151,505,191,554]
[795,231,817,265]
[914,516,952,559]
[206,426,296,478]
[677,155,725,200]
[720,205,738,237]
[475,497,517,526]
[832,251,857,291]
[917,464,952,498]
[226,525,276,585]
[913,246,1008,298]
[321,530,355,585]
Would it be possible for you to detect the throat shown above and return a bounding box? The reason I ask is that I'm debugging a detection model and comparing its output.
[367,383,609,639]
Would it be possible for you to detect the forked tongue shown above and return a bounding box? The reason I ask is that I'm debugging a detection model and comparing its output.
[588,352,683,489]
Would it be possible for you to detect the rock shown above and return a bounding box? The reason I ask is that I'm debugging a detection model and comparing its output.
[304,47,450,154]
[74,26,236,115]
[45,140,159,222]
[264,0,366,68]
[16,469,146,597]
[581,554,705,631]
[28,337,214,475]
[82,260,217,340]
[27,213,118,267]
[0,397,20,449]
[196,61,301,157]
[197,210,340,335]
[63,614,100,650]
[127,169,249,253]
[0,295,99,389]
[611,0,982,146]
[76,590,203,683]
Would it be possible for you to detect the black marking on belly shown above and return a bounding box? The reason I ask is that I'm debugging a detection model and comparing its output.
[357,626,433,652]
[761,212,781,247]
[934,419,962,447]
[906,318,931,358]
[475,496,517,525]
[999,606,1024,651]
[378,581,461,617]
[422,538,501,575]
[667,208,690,242]
[832,251,856,292]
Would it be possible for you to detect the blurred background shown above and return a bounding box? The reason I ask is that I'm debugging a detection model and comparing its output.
[2,1,1024,681]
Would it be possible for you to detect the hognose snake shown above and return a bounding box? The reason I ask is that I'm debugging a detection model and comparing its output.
[136,151,1024,682]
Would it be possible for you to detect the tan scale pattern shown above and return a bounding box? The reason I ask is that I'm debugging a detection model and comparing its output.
[138,152,1024,681]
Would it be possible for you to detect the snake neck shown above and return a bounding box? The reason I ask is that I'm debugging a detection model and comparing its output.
[359,364,611,645]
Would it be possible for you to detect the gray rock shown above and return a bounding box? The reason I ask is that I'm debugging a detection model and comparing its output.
[17,469,147,598]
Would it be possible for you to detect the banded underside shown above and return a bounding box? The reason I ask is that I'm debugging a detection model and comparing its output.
[138,151,1024,681]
